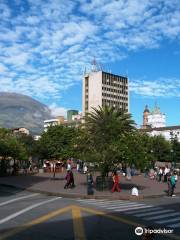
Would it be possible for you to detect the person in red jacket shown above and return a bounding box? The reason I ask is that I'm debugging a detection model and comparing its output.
[111,171,121,193]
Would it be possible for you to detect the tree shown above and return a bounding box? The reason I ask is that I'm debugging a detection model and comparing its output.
[150,135,171,162]
[171,135,180,164]
[0,128,28,176]
[77,106,136,177]
[118,132,152,171]
[17,134,37,157]
[38,125,77,160]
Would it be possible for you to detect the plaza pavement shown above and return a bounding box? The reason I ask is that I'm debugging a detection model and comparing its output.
[0,170,180,200]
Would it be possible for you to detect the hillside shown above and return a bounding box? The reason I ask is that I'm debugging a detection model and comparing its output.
[0,92,52,134]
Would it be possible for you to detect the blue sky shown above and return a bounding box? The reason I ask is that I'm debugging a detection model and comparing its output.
[0,0,180,127]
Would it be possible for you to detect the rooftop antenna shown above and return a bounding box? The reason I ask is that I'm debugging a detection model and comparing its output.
[154,98,157,108]
[91,57,98,72]
[83,66,87,75]
[152,87,158,112]
[99,63,103,71]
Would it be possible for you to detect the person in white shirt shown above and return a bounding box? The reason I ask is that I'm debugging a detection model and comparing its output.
[84,165,88,174]
[164,166,170,182]
[158,167,163,182]
[67,163,71,171]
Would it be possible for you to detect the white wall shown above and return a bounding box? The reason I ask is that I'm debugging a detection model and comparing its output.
[88,71,102,112]
[149,128,180,142]
[148,113,166,128]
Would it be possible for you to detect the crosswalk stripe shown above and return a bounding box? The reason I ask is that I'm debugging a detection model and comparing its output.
[123,205,153,211]
[167,222,180,228]
[77,200,131,204]
[113,205,153,212]
[134,209,174,217]
[83,202,138,207]
[126,207,161,214]
[106,203,146,210]
[147,212,180,221]
[77,199,153,213]
[0,197,61,225]
[0,193,40,207]
[156,216,180,224]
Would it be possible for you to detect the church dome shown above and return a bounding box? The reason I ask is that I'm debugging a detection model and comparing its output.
[143,105,150,113]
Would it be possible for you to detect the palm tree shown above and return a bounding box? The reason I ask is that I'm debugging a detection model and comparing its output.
[81,106,136,176]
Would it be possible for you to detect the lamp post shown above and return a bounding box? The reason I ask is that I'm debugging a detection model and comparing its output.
[171,149,175,169]
[150,149,154,168]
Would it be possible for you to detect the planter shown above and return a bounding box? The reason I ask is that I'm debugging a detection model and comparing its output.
[95,176,113,191]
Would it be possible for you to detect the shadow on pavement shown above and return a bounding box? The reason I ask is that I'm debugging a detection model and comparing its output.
[0,210,171,240]
[0,185,22,197]
[0,174,52,198]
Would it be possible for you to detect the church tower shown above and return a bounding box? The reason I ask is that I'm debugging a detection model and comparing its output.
[142,105,150,128]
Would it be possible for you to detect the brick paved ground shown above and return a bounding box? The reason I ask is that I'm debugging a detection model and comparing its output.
[0,170,179,199]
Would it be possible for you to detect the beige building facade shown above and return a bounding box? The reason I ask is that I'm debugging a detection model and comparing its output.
[82,71,129,116]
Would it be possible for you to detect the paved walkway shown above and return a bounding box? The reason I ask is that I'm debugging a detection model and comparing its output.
[0,170,179,200]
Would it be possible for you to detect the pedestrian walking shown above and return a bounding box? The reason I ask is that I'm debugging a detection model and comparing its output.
[126,166,132,180]
[158,167,163,182]
[163,166,170,182]
[70,170,75,188]
[64,170,71,189]
[76,160,80,172]
[67,162,71,171]
[83,165,88,174]
[170,172,176,197]
[167,172,171,196]
[111,171,121,193]
[87,171,94,195]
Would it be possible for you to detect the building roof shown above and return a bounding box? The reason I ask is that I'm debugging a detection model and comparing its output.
[140,125,180,132]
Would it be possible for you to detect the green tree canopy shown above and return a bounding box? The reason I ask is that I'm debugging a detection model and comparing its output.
[171,135,180,164]
[38,125,77,160]
[150,135,171,162]
[76,106,136,176]
[0,128,28,176]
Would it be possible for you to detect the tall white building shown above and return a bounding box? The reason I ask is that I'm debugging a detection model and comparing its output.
[142,105,166,129]
[148,105,166,128]
[141,105,180,142]
[82,70,129,116]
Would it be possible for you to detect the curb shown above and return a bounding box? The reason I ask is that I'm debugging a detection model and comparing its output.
[1,183,179,200]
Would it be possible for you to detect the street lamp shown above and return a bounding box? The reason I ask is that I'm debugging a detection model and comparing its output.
[150,149,154,168]
[170,149,175,169]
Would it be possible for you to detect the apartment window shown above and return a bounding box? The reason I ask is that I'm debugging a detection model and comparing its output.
[85,77,89,87]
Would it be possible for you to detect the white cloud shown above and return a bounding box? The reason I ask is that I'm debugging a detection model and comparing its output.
[0,0,179,104]
[26,16,40,25]
[0,3,11,19]
[4,52,30,66]
[49,103,67,117]
[130,78,180,97]
[0,63,8,73]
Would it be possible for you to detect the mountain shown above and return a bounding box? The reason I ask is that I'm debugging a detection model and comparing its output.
[0,92,52,134]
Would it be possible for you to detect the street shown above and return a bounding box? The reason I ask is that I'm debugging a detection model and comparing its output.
[0,185,180,240]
